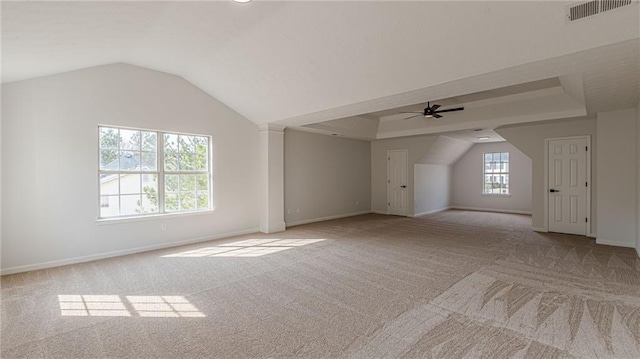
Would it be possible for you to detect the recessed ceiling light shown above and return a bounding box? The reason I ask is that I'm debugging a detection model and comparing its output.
[233,0,251,3]
[478,136,490,141]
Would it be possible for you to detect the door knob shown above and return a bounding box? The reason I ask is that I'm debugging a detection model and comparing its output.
[400,185,406,188]
[549,189,559,193]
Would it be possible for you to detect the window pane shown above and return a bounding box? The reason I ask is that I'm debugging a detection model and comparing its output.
[100,149,119,170]
[178,136,196,171]
[120,174,141,195]
[179,174,196,192]
[141,193,159,214]
[484,153,492,162]
[100,196,119,218]
[142,174,158,194]
[194,137,208,171]
[196,174,208,192]
[180,192,196,211]
[120,129,140,151]
[100,128,120,150]
[119,152,141,171]
[141,151,157,171]
[141,174,159,212]
[141,131,157,151]
[100,175,119,195]
[501,152,509,162]
[164,134,179,171]
[197,193,209,210]
[120,194,142,216]
[165,175,179,193]
[165,194,179,212]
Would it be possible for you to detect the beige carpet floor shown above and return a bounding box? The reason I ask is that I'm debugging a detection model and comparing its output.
[1,210,639,358]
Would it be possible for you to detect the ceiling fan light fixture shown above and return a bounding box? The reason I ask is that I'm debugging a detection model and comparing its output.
[424,114,433,118]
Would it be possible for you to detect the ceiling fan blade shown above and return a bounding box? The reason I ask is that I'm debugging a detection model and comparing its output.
[433,114,443,119]
[403,114,423,120]
[434,107,464,114]
[399,111,423,114]
[431,104,441,111]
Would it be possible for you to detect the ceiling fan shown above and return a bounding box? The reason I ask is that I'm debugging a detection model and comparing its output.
[401,102,464,120]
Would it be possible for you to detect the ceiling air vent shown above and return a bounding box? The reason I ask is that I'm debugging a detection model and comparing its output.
[566,0,634,22]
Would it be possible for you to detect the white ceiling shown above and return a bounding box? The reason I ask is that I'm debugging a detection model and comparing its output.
[3,1,639,132]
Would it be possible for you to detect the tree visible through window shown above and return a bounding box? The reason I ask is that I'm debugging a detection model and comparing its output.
[483,152,509,195]
[99,126,211,218]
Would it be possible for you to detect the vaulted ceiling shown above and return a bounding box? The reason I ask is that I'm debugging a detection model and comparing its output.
[2,1,639,139]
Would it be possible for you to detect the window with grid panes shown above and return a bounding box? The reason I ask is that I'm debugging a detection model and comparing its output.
[98,126,211,218]
[483,152,509,195]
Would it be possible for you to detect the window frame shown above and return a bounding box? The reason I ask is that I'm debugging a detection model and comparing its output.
[482,151,510,196]
[97,125,213,221]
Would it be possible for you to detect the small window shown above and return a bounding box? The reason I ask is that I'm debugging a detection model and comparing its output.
[99,126,212,219]
[483,152,509,195]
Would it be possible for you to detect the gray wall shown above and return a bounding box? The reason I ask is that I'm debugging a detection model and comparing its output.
[452,142,532,213]
[596,108,637,247]
[414,164,451,216]
[496,118,598,233]
[1,63,261,273]
[284,129,371,225]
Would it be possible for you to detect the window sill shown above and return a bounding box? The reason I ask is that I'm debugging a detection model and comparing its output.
[96,209,215,225]
[481,193,511,197]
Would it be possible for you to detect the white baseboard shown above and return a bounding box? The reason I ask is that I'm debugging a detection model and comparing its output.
[286,210,372,227]
[451,206,532,215]
[532,226,547,232]
[595,238,635,248]
[0,227,259,275]
[412,207,452,217]
[372,210,388,215]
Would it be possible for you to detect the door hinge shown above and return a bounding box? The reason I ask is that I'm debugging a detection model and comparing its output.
[388,157,390,161]
[586,182,588,187]
[585,146,588,151]
[388,202,390,206]
[585,218,588,223]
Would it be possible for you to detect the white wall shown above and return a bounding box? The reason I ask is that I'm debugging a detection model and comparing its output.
[452,141,532,214]
[596,109,637,248]
[1,63,261,273]
[0,84,2,265]
[637,102,640,255]
[496,118,598,233]
[414,164,451,216]
[284,129,371,225]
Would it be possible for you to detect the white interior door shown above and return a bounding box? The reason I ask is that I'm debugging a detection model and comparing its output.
[548,137,589,235]
[387,149,408,216]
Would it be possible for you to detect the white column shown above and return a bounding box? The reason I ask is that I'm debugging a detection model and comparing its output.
[258,124,286,234]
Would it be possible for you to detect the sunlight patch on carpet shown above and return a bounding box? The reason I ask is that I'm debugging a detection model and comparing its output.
[161,238,326,257]
[58,295,205,317]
